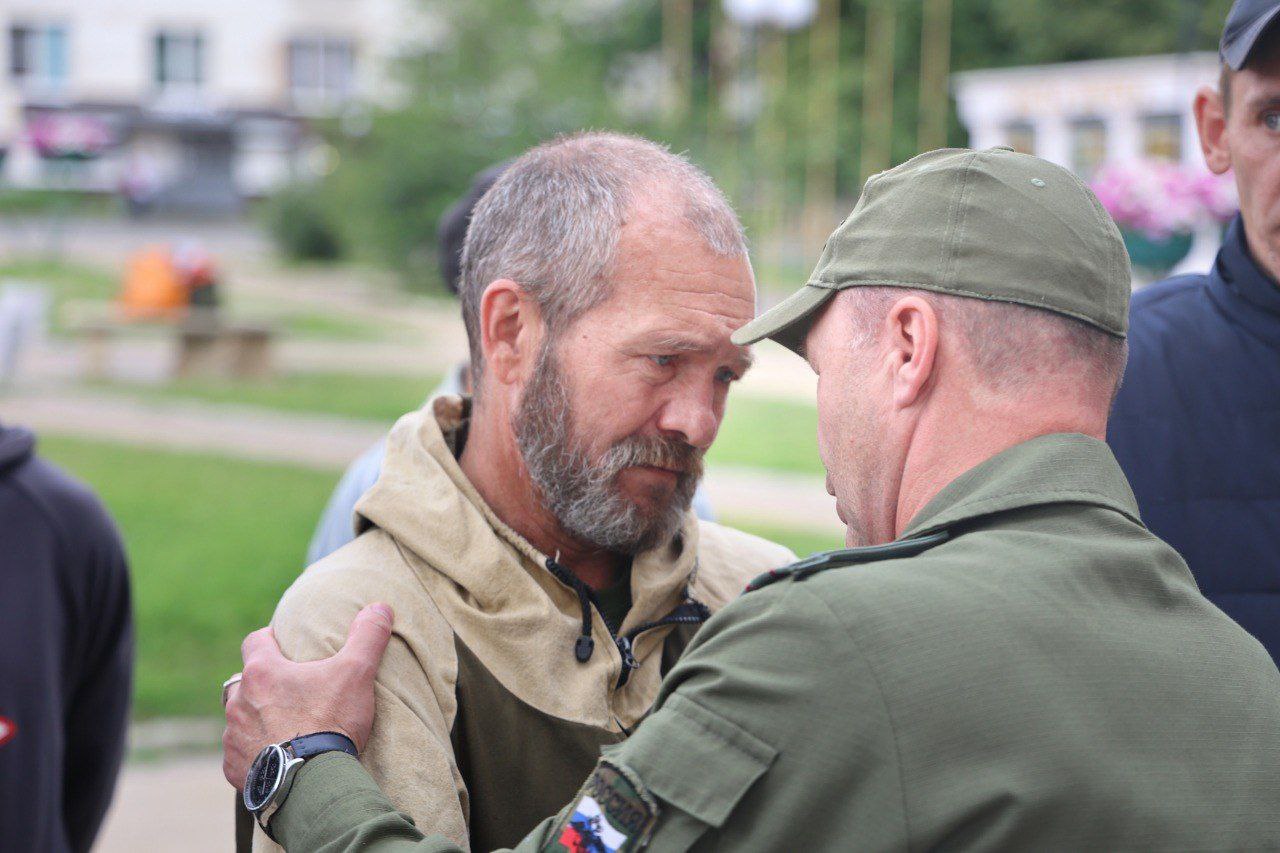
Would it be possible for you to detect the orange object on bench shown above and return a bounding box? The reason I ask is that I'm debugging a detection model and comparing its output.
[119,247,188,319]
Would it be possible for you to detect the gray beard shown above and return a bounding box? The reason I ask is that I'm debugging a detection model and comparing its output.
[513,343,703,555]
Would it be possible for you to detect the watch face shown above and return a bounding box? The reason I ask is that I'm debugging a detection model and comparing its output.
[243,745,285,812]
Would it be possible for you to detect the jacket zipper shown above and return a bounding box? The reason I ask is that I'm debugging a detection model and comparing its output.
[544,556,710,690]
[613,600,710,689]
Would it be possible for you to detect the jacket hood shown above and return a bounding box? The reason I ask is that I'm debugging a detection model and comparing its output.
[355,397,702,622]
[0,423,35,474]
[352,397,704,724]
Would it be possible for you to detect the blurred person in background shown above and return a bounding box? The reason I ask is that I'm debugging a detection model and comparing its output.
[230,132,793,852]
[306,161,718,566]
[173,240,221,311]
[0,423,133,852]
[1108,0,1280,663]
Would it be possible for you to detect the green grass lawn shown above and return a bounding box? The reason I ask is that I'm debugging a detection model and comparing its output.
[91,371,440,423]
[1,255,409,341]
[0,189,117,217]
[279,310,397,341]
[0,256,118,310]
[36,434,835,718]
[0,257,122,336]
[708,394,823,476]
[39,435,340,719]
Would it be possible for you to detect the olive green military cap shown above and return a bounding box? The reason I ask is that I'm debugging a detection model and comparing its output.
[733,147,1132,355]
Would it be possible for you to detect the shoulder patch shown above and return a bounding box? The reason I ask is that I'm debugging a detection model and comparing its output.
[0,716,15,748]
[744,530,950,592]
[543,760,658,853]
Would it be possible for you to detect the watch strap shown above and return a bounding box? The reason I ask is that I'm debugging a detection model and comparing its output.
[251,732,358,842]
[287,731,358,761]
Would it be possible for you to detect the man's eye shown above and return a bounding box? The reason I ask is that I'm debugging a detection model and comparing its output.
[1264,112,1280,131]
[715,367,741,384]
[649,355,675,368]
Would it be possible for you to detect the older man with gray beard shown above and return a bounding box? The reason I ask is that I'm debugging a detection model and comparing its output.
[226,131,795,852]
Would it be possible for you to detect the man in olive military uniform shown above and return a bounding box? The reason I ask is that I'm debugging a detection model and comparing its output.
[224,147,1280,850]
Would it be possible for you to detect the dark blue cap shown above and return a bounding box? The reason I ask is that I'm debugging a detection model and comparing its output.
[1222,0,1280,70]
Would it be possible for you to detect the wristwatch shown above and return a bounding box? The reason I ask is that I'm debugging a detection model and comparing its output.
[243,731,358,836]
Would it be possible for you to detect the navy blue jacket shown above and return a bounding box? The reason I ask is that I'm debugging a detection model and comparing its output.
[0,424,133,852]
[1108,215,1280,663]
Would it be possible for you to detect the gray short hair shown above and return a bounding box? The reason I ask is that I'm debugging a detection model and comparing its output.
[842,287,1129,401]
[459,131,747,384]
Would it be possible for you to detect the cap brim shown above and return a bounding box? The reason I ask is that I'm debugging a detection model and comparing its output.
[731,284,837,357]
[1222,5,1280,70]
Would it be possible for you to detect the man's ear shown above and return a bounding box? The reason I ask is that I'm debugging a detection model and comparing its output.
[1194,84,1233,175]
[478,280,542,386]
[886,295,939,410]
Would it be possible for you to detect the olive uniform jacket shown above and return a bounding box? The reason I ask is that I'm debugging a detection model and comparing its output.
[252,398,795,852]
[269,433,1280,852]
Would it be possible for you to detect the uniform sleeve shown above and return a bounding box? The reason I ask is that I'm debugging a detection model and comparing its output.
[254,571,469,853]
[273,754,558,853]
[60,487,134,853]
[557,582,907,851]
[280,582,903,853]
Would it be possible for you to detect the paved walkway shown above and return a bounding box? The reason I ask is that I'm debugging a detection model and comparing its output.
[96,752,231,853]
[0,387,839,533]
[2,387,387,470]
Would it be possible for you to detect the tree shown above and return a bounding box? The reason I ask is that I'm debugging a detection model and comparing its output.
[312,0,664,287]
[303,0,1238,281]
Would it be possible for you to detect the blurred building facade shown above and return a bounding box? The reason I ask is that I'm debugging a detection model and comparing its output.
[0,0,423,212]
[953,53,1220,177]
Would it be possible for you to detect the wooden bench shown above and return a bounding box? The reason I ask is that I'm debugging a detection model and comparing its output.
[71,310,276,380]
[174,313,274,380]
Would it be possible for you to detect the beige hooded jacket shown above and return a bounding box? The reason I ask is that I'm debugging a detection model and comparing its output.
[254,398,795,851]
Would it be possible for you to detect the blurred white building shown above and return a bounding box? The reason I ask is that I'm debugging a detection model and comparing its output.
[0,0,426,212]
[953,53,1221,176]
[954,52,1227,277]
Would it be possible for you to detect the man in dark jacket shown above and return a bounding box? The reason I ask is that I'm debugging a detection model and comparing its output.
[0,423,134,851]
[1108,0,1280,663]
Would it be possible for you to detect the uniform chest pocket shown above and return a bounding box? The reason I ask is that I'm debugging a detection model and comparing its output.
[603,692,777,830]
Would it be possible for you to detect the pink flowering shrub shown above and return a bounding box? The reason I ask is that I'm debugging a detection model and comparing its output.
[1193,169,1240,224]
[26,114,112,160]
[1090,161,1238,239]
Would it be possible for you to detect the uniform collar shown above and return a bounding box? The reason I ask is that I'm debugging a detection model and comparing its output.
[900,433,1142,539]
[1209,214,1280,343]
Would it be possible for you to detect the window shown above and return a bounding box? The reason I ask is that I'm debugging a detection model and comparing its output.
[1069,117,1107,178]
[1142,113,1183,162]
[155,30,204,88]
[9,24,68,88]
[288,37,355,109]
[1003,120,1037,156]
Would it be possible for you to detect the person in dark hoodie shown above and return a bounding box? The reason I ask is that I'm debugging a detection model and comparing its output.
[1108,0,1280,664]
[0,423,133,852]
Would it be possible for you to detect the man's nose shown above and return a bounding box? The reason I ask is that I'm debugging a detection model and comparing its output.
[656,386,720,451]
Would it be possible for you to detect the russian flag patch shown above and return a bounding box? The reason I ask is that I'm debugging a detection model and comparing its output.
[544,760,657,853]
